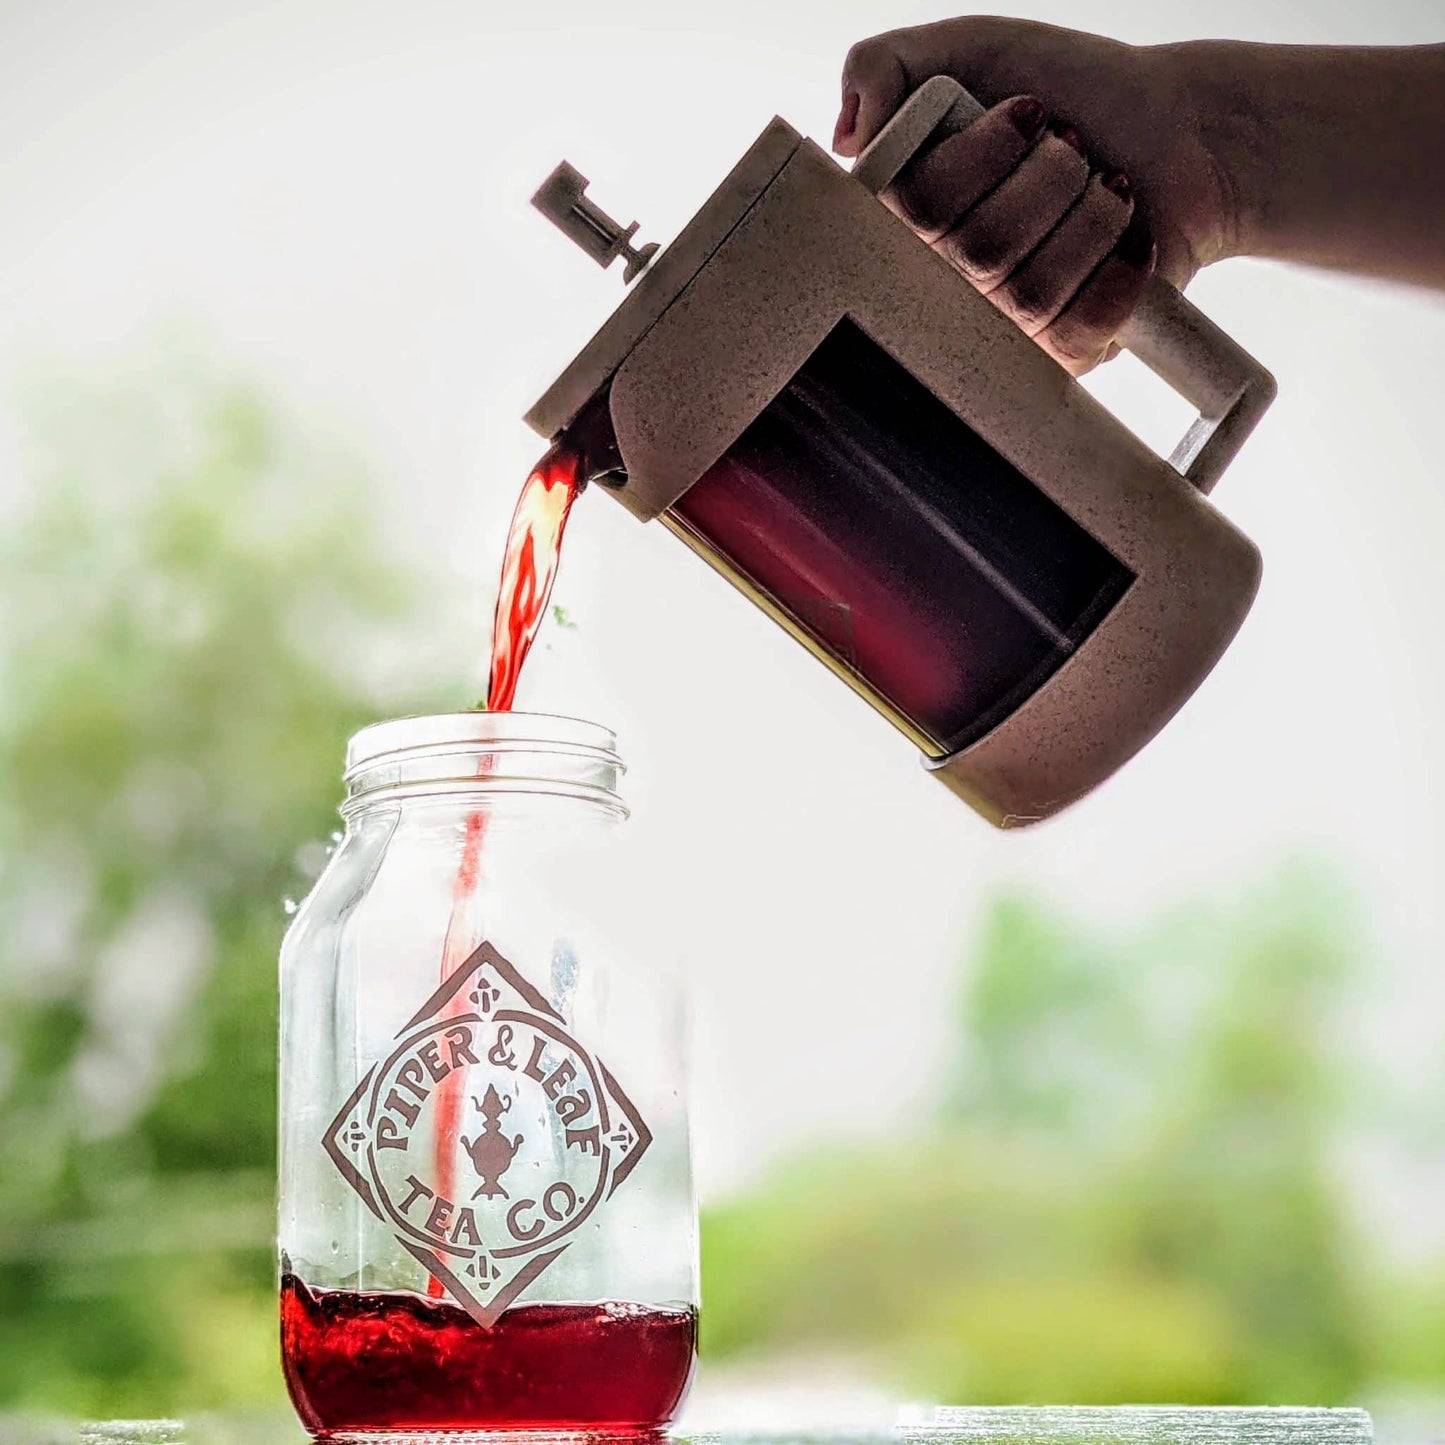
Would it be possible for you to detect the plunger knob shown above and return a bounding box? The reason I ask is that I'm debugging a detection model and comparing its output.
[531,162,658,283]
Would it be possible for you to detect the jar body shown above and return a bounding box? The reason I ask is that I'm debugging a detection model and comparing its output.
[278,715,695,1437]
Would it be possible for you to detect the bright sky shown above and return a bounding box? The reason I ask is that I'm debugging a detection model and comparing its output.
[2,0,1442,1220]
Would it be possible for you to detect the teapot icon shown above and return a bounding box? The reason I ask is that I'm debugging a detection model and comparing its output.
[460,1084,523,1200]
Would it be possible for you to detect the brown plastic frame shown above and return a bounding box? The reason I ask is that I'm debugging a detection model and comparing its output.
[527,107,1269,828]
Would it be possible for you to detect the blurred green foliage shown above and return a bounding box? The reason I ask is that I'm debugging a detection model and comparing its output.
[704,874,1443,1404]
[0,356,1442,1415]
[0,355,445,1413]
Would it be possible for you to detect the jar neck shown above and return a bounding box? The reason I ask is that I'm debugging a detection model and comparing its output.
[341,713,627,823]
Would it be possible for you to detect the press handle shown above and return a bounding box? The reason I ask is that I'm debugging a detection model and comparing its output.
[852,75,1276,495]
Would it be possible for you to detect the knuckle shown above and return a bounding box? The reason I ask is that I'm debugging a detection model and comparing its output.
[844,32,900,79]
[969,247,1015,289]
[891,138,986,234]
[890,157,953,233]
[1036,136,1091,189]
[893,183,943,233]
[1082,183,1133,243]
[1042,318,1102,367]
[942,223,1012,286]
[1004,275,1057,330]
[1093,172,1134,213]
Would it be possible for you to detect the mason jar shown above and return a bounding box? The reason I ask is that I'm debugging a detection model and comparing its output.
[278,712,696,1436]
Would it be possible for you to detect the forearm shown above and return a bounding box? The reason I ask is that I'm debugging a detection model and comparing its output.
[1181,40,1445,287]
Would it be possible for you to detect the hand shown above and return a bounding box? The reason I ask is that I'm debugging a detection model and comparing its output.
[833,19,1235,374]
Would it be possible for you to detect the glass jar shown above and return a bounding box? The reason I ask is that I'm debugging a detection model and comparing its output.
[278,712,696,1437]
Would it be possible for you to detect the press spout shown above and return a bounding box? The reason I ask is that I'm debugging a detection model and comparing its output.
[559,391,626,488]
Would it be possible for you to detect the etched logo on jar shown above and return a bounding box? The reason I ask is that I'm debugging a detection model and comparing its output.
[322,940,651,1326]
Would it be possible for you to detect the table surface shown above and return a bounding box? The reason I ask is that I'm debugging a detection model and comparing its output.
[22,1410,1441,1445]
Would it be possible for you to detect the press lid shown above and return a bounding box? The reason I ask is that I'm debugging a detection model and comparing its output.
[525,119,802,441]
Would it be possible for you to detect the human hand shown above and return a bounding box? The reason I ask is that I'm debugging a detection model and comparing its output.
[833,18,1235,374]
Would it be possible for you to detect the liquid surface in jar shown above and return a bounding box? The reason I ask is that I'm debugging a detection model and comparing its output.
[281,1274,697,1432]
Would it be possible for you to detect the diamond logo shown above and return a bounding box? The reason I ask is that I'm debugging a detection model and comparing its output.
[322,939,651,1326]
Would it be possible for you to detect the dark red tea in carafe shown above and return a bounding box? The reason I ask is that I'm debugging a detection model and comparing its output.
[554,320,1133,759]
[666,321,1134,755]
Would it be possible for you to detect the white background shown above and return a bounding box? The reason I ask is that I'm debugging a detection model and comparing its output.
[1,0,1442,1224]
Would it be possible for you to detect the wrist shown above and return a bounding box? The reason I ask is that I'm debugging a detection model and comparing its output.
[1161,39,1267,264]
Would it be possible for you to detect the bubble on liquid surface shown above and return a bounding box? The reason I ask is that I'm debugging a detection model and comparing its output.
[598,1300,657,1322]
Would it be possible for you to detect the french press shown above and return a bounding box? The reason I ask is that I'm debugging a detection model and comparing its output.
[526,77,1275,827]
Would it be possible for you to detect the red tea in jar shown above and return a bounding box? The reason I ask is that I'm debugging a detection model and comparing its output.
[282,1274,696,1431]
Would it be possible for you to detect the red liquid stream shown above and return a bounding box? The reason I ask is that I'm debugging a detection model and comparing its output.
[485,443,584,714]
[281,1274,697,1433]
[428,441,584,1274]
[281,444,690,1436]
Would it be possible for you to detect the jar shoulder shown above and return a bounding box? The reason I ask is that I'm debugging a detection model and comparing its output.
[280,808,399,970]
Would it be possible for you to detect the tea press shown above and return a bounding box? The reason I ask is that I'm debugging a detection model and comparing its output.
[526,77,1275,827]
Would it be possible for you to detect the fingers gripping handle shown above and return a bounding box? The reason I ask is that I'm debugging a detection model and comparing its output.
[850,75,988,195]
[851,75,1276,495]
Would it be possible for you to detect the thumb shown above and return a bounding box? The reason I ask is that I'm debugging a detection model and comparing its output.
[834,33,913,156]
[833,19,1017,157]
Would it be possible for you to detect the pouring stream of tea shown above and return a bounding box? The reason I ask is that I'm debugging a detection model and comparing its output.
[485,442,585,714]
[429,441,583,1292]
[281,441,698,1417]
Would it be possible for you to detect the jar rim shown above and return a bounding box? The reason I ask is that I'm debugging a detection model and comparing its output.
[345,710,622,778]
[342,712,627,817]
